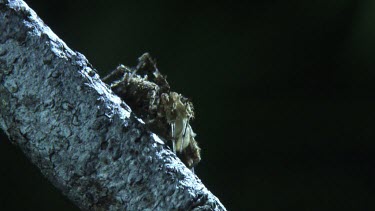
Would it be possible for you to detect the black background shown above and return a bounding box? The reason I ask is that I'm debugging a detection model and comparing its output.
[1,0,375,210]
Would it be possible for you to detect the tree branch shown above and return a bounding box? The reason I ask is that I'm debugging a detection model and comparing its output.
[0,0,226,210]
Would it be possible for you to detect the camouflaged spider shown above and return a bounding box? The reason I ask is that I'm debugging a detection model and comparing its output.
[102,53,201,169]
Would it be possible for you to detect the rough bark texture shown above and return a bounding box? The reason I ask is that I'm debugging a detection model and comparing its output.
[0,0,226,210]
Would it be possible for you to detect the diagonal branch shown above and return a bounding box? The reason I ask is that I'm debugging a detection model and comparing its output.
[0,0,226,210]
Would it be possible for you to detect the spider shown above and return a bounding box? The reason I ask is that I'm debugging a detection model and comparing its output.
[102,53,201,169]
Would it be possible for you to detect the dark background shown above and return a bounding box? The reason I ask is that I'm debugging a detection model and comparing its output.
[1,0,375,210]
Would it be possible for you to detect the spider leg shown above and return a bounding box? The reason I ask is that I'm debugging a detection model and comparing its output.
[172,139,176,154]
[102,65,127,82]
[180,119,189,152]
[171,122,176,153]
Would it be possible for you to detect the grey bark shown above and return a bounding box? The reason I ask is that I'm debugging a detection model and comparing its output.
[0,0,226,210]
